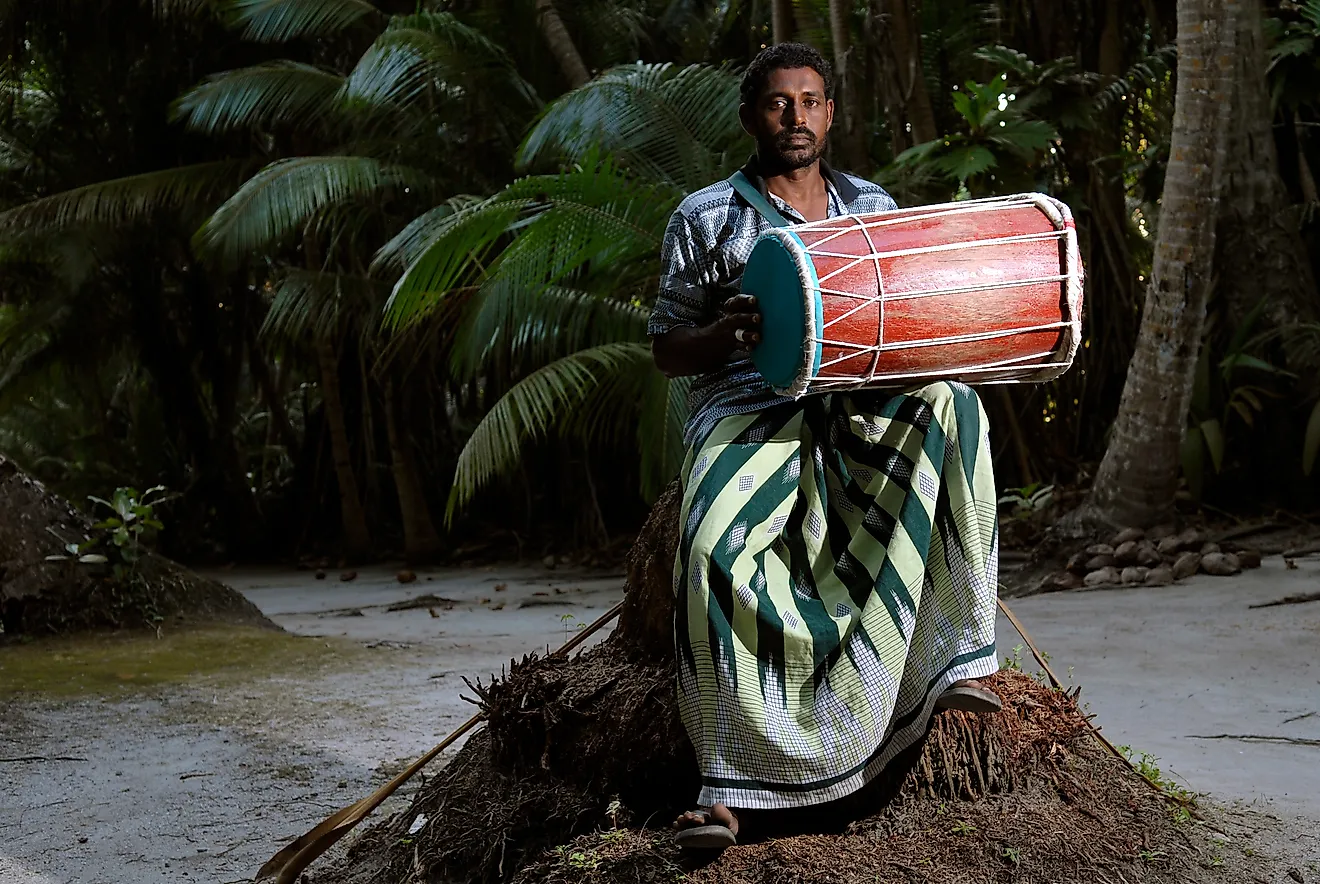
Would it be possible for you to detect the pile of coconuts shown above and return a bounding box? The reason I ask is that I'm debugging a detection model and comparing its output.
[1041,525,1263,591]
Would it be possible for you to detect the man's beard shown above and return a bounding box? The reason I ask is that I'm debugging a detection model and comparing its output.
[761,127,827,171]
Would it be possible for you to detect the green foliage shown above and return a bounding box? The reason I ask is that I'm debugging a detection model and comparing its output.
[891,73,1059,195]
[997,483,1054,520]
[1266,1,1320,112]
[222,0,379,43]
[172,61,346,134]
[46,486,171,583]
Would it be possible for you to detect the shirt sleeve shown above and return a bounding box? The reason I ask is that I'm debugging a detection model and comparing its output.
[648,208,714,337]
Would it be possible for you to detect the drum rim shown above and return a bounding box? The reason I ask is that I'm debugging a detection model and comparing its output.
[745,228,822,397]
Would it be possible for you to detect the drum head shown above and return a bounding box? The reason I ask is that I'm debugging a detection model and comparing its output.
[742,231,821,392]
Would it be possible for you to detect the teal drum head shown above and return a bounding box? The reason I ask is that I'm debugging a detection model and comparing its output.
[741,230,821,394]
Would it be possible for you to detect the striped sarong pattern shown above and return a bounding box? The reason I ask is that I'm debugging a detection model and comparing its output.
[674,381,1000,810]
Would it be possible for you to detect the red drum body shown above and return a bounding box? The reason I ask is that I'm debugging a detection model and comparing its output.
[742,194,1084,398]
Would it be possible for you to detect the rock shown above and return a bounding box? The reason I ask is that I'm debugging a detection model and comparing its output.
[1084,566,1121,587]
[1171,552,1201,581]
[1113,540,1140,565]
[1199,542,1221,556]
[1065,551,1090,574]
[1200,552,1241,576]
[542,554,557,569]
[1237,548,1262,569]
[1121,566,1148,585]
[1110,527,1145,546]
[1136,542,1163,567]
[1085,554,1118,570]
[1287,868,1304,883]
[1085,543,1115,556]
[340,570,358,582]
[1156,535,1182,556]
[397,570,417,584]
[1146,523,1177,541]
[1145,566,1175,586]
[315,570,327,580]
[1046,571,1085,591]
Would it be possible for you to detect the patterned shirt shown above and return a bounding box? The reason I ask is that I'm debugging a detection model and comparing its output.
[648,157,899,448]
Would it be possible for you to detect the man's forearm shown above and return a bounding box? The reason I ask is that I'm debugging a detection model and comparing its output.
[651,326,737,378]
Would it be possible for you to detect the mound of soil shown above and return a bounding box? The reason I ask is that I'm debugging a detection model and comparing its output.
[316,481,1237,884]
[0,455,274,637]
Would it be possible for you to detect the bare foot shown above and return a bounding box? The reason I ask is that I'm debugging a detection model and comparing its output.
[674,802,739,837]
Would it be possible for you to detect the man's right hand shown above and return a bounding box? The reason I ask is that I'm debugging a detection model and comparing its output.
[651,295,762,378]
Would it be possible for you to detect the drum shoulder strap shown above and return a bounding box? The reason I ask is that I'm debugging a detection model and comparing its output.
[729,170,792,229]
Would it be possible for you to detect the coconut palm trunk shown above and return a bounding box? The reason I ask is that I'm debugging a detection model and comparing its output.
[383,375,443,564]
[772,0,794,43]
[877,0,938,152]
[828,0,869,174]
[535,0,589,88]
[1215,0,1319,355]
[316,339,373,560]
[1081,0,1241,528]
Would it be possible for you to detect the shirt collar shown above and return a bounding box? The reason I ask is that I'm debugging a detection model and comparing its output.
[736,153,862,209]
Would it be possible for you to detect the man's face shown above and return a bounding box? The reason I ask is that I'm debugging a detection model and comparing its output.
[741,66,833,170]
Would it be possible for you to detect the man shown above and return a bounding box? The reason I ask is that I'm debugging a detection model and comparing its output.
[649,43,1002,849]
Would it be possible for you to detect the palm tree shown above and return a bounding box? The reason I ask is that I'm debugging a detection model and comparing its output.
[382,62,746,520]
[1080,0,1241,528]
[182,1,540,560]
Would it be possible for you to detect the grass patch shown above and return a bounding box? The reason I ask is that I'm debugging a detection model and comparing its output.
[0,626,362,698]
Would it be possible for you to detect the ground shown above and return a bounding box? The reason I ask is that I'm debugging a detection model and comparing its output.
[1,559,1318,884]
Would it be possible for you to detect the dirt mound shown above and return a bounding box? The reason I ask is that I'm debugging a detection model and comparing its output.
[0,455,275,636]
[314,483,1237,884]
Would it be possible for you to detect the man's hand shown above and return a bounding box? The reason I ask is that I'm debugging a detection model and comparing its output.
[652,295,762,378]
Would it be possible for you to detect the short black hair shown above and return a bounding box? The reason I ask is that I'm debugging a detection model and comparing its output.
[740,42,834,107]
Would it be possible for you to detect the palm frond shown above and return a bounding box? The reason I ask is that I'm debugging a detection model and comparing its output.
[453,283,649,376]
[1093,44,1176,114]
[261,269,387,342]
[383,156,674,330]
[342,11,536,112]
[370,195,485,272]
[144,0,220,19]
[516,62,745,192]
[223,0,379,42]
[172,61,345,134]
[195,156,431,263]
[445,342,652,521]
[0,161,253,234]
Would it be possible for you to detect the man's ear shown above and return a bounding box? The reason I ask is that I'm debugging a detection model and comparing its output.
[824,97,835,133]
[738,103,755,138]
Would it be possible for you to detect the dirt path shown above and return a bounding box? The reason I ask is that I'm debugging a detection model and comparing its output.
[1,560,1318,884]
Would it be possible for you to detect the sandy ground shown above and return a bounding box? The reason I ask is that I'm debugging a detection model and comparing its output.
[1,558,1318,884]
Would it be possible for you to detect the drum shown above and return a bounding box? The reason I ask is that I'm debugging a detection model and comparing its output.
[742,193,1084,398]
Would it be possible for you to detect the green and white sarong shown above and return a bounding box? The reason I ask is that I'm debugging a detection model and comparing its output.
[675,381,1000,810]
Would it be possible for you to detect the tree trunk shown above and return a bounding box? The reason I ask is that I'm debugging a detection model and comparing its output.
[316,340,373,561]
[0,455,273,636]
[535,0,590,89]
[1214,0,1319,363]
[876,0,938,154]
[772,0,794,43]
[828,0,870,174]
[383,376,444,565]
[1081,0,1240,528]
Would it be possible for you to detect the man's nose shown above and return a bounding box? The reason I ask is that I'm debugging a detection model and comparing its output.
[784,102,806,127]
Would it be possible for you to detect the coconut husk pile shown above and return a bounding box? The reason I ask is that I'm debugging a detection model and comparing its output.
[1039,523,1264,592]
[317,484,1240,884]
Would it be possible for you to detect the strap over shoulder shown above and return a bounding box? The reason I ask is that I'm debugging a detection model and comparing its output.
[729,170,792,229]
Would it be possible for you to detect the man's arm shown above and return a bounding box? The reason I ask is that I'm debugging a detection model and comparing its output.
[652,294,761,378]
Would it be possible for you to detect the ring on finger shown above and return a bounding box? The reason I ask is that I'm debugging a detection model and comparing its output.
[735,328,747,344]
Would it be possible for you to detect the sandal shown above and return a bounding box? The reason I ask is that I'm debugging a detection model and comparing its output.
[935,683,1003,713]
[673,810,738,850]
